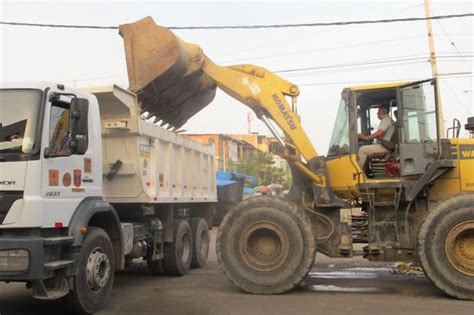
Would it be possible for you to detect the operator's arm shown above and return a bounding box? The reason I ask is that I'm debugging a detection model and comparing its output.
[359,129,385,141]
[359,117,391,141]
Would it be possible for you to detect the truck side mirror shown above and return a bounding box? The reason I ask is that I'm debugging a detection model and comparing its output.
[70,98,89,134]
[69,97,89,154]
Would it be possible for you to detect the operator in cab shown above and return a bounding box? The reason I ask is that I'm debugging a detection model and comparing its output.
[357,106,395,169]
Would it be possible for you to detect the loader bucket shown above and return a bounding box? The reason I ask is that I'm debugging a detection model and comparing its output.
[119,17,217,129]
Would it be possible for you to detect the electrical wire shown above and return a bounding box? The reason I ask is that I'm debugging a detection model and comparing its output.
[431,9,473,71]
[439,79,473,115]
[282,59,473,79]
[220,35,474,64]
[0,13,472,30]
[275,54,473,74]
[219,36,428,64]
[216,3,426,60]
[284,61,431,79]
[59,58,472,86]
[297,74,473,87]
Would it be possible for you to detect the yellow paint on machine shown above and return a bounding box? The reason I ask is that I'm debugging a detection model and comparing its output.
[456,139,474,191]
[326,154,360,197]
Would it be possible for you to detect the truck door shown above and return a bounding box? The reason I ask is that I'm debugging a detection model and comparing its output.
[40,91,97,226]
[398,79,439,176]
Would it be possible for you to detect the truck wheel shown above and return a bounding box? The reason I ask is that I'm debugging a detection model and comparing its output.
[66,227,115,314]
[418,194,474,300]
[191,217,210,268]
[163,219,193,276]
[216,196,316,294]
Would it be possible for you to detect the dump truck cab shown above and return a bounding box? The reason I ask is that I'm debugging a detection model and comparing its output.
[0,82,103,230]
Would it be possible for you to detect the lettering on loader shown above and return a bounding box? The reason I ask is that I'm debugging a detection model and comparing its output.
[272,93,296,130]
[460,145,474,159]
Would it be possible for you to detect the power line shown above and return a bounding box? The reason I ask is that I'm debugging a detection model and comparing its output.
[275,54,473,74]
[284,60,439,78]
[284,58,473,79]
[284,61,430,78]
[0,13,473,30]
[431,9,472,71]
[297,74,472,86]
[439,78,473,115]
[219,36,472,64]
[60,54,472,84]
[220,36,426,63]
[215,3,425,60]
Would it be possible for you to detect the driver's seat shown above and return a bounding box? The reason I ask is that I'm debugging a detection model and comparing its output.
[367,125,400,178]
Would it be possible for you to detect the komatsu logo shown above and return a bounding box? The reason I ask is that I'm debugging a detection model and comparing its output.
[460,145,474,160]
[272,93,296,130]
[0,180,16,185]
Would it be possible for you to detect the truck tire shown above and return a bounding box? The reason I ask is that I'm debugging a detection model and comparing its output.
[216,196,316,294]
[162,219,193,276]
[191,217,210,268]
[66,227,115,314]
[418,194,474,300]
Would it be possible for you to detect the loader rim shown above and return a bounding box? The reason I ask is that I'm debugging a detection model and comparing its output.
[445,220,474,276]
[239,221,290,272]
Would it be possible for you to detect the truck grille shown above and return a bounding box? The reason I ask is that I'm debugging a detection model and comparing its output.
[0,191,23,224]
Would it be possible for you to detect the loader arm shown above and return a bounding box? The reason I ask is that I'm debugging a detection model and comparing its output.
[201,58,318,162]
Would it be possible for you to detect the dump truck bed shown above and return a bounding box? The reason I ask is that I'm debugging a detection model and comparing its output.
[84,85,217,204]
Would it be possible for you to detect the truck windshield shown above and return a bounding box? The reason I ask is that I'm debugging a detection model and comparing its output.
[0,89,43,158]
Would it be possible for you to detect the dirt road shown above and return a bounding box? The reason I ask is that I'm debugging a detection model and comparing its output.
[0,229,472,315]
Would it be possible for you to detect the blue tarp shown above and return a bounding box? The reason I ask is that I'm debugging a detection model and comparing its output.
[243,187,255,195]
[216,171,257,187]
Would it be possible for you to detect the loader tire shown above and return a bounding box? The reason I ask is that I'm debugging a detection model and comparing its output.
[418,194,474,300]
[191,217,210,268]
[162,219,193,276]
[216,196,316,294]
[65,227,115,314]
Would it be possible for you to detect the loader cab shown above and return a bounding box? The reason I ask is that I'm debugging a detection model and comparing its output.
[327,79,441,179]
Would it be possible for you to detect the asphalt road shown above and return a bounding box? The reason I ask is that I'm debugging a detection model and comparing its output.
[0,229,472,315]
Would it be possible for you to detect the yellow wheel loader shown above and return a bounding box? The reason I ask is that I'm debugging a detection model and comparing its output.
[119,17,474,300]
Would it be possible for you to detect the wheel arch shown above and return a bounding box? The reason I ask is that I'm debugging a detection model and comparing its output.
[68,197,124,270]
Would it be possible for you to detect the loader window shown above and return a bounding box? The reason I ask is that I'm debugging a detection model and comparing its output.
[48,102,72,156]
[400,81,437,143]
[328,99,350,156]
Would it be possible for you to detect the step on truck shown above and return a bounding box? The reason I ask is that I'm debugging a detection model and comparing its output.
[0,83,216,314]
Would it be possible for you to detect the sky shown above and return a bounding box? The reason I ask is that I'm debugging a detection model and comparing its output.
[0,0,472,154]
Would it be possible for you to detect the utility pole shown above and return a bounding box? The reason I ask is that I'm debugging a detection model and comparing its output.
[424,0,445,138]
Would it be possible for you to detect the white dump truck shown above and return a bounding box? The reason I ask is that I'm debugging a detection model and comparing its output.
[0,82,217,314]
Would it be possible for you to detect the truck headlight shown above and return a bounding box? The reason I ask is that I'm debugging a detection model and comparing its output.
[0,249,29,272]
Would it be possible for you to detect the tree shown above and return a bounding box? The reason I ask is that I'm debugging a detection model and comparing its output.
[236,151,290,188]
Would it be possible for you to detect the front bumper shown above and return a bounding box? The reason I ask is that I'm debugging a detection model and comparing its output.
[0,234,45,281]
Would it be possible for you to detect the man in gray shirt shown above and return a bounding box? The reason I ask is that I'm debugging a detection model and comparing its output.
[357,106,395,169]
